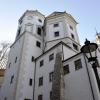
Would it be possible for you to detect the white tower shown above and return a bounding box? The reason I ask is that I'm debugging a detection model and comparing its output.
[0,10,45,100]
[96,32,100,44]
[44,11,80,51]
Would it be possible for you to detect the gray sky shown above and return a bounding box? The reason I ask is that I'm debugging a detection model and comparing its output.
[0,0,100,45]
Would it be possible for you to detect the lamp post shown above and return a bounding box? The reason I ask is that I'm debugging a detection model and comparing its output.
[81,39,100,92]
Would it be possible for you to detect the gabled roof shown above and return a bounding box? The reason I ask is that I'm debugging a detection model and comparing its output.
[63,52,81,62]
[46,11,78,24]
[35,41,77,60]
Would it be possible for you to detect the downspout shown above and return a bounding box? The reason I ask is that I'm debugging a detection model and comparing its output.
[84,54,95,100]
[33,60,36,100]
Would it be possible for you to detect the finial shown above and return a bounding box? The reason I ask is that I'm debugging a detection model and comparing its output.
[84,38,90,45]
[95,28,99,35]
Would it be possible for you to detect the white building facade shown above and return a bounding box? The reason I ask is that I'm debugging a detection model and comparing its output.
[0,10,100,100]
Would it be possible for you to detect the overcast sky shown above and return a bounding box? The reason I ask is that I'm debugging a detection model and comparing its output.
[0,0,100,45]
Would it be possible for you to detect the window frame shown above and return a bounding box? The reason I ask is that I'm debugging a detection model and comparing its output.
[36,41,41,48]
[40,60,44,67]
[15,57,17,63]
[31,56,34,62]
[49,72,54,82]
[8,63,11,68]
[10,75,14,84]
[63,64,70,75]
[38,94,43,100]
[24,99,31,100]
[38,19,42,23]
[74,59,82,71]
[39,76,43,86]
[4,97,7,100]
[54,31,59,37]
[49,53,54,61]
[70,25,73,30]
[54,23,59,27]
[71,33,75,39]
[50,91,52,100]
[37,27,42,36]
[73,43,78,51]
[29,78,32,86]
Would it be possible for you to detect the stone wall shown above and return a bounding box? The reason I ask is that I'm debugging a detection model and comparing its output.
[52,52,65,100]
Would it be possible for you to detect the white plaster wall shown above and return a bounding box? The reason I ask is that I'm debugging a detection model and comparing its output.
[63,45,77,60]
[63,54,94,100]
[86,62,100,100]
[0,35,24,100]
[45,20,64,42]
[34,45,99,100]
[34,45,62,100]
[64,15,80,44]
[45,38,69,51]
[15,32,43,100]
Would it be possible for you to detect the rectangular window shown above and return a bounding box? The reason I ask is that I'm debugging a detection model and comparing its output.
[70,25,73,30]
[50,91,52,100]
[54,31,59,37]
[49,72,54,82]
[37,27,41,36]
[38,19,42,23]
[54,23,59,27]
[36,41,41,48]
[24,99,31,100]
[10,75,14,84]
[71,33,75,39]
[49,53,54,61]
[74,59,82,70]
[15,57,17,63]
[38,95,43,100]
[31,56,34,62]
[39,77,43,86]
[73,43,78,51]
[29,78,32,86]
[9,63,11,68]
[40,60,44,67]
[4,97,7,100]
[63,64,70,75]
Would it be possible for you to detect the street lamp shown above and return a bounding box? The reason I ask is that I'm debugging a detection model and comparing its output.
[81,39,100,92]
